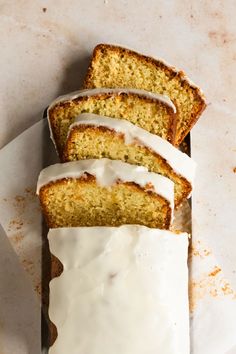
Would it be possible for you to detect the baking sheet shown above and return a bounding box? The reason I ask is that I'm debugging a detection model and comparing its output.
[0,120,236,353]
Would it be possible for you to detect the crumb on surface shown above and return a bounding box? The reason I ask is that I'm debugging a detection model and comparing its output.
[42,7,47,12]
[208,266,221,277]
[34,282,42,296]
[9,232,24,245]
[189,266,236,313]
[22,259,35,276]
[233,167,236,173]
[222,282,234,295]
[188,240,211,260]
[15,195,25,203]
[8,218,24,231]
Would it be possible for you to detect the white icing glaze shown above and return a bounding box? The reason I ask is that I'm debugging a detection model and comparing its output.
[47,87,176,112]
[36,158,174,211]
[47,88,176,155]
[69,113,196,188]
[48,225,190,354]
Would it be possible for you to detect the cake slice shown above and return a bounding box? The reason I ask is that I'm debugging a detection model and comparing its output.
[84,44,206,146]
[37,159,174,229]
[63,113,196,208]
[47,88,176,157]
[48,226,190,353]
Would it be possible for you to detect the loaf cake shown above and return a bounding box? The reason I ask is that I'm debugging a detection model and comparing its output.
[48,225,190,354]
[84,44,206,146]
[47,88,176,157]
[37,159,174,229]
[63,113,196,207]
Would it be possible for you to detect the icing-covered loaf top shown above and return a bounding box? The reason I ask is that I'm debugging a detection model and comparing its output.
[48,225,189,354]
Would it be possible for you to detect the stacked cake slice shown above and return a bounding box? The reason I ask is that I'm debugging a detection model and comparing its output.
[37,44,206,354]
[84,44,206,146]
[62,113,196,207]
[47,88,176,158]
[37,159,174,229]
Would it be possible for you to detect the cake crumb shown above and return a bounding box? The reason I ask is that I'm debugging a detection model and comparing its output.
[13,194,26,214]
[42,7,47,12]
[8,218,24,231]
[222,282,234,295]
[188,241,211,260]
[15,195,25,203]
[22,259,35,276]
[208,266,221,277]
[9,233,24,248]
[189,268,236,313]
[34,282,42,296]
[233,167,236,173]
[25,187,34,194]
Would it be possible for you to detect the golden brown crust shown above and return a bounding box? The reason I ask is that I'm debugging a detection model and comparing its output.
[48,90,176,158]
[173,98,206,146]
[62,124,192,208]
[83,43,206,146]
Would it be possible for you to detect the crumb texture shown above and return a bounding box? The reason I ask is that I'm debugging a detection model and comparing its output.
[63,126,191,207]
[49,93,174,156]
[84,44,206,145]
[39,178,171,229]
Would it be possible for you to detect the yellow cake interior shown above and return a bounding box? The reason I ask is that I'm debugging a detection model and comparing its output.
[84,44,206,145]
[49,93,174,157]
[39,177,171,229]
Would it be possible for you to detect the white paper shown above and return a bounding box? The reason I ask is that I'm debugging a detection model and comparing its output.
[190,237,236,354]
[0,119,58,353]
[0,119,58,294]
[0,224,40,354]
[0,120,236,353]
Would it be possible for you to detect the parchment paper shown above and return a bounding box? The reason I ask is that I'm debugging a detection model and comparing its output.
[0,224,40,354]
[0,120,236,353]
